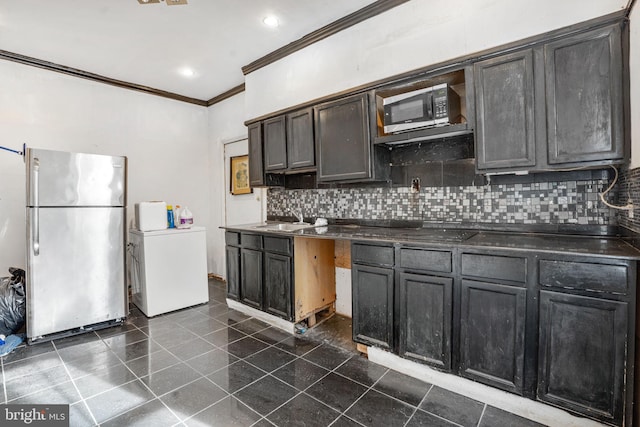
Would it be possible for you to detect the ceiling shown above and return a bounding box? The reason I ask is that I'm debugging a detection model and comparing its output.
[0,0,378,102]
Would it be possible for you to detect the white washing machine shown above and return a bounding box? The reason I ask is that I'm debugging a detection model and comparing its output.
[129,226,209,317]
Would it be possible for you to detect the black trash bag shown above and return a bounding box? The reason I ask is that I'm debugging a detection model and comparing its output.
[0,268,26,336]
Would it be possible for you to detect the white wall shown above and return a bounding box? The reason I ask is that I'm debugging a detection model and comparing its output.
[224,139,265,227]
[0,60,210,274]
[245,0,626,120]
[630,4,640,169]
[207,92,267,279]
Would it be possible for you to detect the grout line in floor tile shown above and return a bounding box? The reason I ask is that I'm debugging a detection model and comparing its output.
[236,381,304,423]
[181,393,262,426]
[476,403,488,427]
[338,365,385,422]
[5,379,84,405]
[90,326,191,425]
[51,340,99,426]
[252,417,275,426]
[412,384,467,427]
[402,383,433,427]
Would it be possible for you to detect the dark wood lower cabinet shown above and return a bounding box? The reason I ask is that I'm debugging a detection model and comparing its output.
[263,251,292,320]
[537,290,627,425]
[398,272,452,370]
[352,263,394,350]
[240,248,262,310]
[225,245,240,300]
[459,279,527,395]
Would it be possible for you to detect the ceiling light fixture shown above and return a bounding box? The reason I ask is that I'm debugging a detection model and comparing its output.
[179,67,196,78]
[137,0,188,5]
[262,15,280,28]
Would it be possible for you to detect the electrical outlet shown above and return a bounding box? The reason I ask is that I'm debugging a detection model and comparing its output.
[411,177,420,194]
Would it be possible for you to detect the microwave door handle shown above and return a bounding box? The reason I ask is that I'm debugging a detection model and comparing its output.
[32,158,40,256]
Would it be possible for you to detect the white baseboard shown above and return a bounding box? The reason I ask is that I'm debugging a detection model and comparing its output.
[226,299,296,334]
[368,347,606,427]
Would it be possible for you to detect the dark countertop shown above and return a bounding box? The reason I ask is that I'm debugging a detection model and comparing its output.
[222,223,640,260]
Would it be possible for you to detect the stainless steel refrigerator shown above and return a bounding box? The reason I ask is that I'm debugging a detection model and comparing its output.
[25,148,128,342]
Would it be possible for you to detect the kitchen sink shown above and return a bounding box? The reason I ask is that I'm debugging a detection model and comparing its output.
[254,223,315,232]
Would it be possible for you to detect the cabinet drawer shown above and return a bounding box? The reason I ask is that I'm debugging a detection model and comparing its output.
[539,260,628,294]
[462,253,526,283]
[398,248,452,273]
[225,231,240,246]
[264,236,291,255]
[352,243,394,267]
[241,233,262,250]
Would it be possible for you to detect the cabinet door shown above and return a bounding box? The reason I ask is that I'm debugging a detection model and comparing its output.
[538,291,626,424]
[287,108,315,169]
[545,24,624,165]
[248,122,265,187]
[264,252,292,320]
[474,49,536,171]
[398,272,452,370]
[459,279,527,395]
[240,248,262,310]
[352,264,394,349]
[315,93,371,182]
[264,116,287,171]
[225,245,240,300]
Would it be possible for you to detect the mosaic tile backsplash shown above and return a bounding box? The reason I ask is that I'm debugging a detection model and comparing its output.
[616,166,640,232]
[267,179,616,225]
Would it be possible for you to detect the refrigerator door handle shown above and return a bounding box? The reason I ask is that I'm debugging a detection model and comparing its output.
[33,158,40,256]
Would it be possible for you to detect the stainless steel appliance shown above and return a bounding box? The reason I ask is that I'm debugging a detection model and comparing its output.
[25,148,127,342]
[383,83,461,134]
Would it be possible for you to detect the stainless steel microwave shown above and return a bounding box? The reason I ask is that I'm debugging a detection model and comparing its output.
[383,83,461,134]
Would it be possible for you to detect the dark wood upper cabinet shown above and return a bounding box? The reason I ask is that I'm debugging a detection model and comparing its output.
[315,93,372,182]
[475,22,626,173]
[264,115,287,171]
[474,49,537,171]
[286,108,315,169]
[545,24,624,166]
[248,122,265,187]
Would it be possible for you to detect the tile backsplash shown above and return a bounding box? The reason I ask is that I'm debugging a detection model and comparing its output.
[616,166,640,232]
[267,178,616,225]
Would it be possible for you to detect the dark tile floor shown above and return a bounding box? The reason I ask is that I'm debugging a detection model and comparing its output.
[0,280,546,426]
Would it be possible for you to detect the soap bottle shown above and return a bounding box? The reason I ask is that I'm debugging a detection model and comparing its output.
[179,206,193,229]
[167,205,175,228]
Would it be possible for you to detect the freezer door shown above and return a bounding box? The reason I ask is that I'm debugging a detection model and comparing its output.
[26,207,126,338]
[26,148,126,207]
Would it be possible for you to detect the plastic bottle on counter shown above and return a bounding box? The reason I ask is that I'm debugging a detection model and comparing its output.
[167,205,175,228]
[178,206,193,228]
[174,205,181,226]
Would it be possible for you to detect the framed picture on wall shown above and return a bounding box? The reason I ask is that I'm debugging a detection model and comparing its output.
[230,155,252,195]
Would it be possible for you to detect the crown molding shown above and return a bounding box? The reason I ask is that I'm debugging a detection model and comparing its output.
[241,0,410,76]
[206,83,245,106]
[0,50,208,106]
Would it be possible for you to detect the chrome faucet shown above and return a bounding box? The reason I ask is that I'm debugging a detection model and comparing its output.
[292,209,304,224]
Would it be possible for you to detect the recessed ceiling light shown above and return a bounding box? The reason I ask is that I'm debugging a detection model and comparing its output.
[179,67,196,78]
[263,15,279,28]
